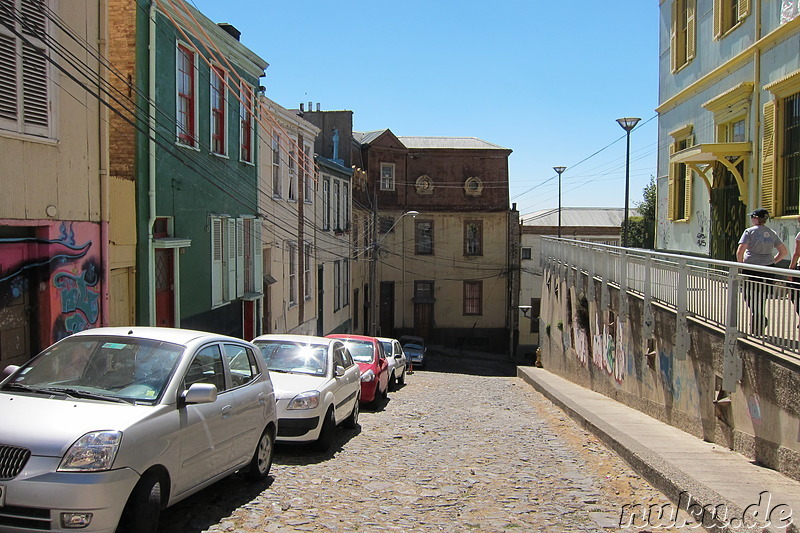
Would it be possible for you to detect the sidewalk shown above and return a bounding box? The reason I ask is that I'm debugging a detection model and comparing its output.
[518,366,800,532]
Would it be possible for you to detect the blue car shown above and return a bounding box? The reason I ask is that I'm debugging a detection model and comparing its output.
[400,336,427,370]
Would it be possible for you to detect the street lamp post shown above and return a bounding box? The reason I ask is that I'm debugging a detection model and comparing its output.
[369,209,419,336]
[616,117,640,247]
[553,166,566,238]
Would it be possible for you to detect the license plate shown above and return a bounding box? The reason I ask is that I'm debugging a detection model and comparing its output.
[0,484,5,507]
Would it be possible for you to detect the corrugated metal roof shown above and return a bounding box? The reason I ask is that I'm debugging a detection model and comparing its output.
[397,136,508,150]
[354,130,388,145]
[520,207,638,227]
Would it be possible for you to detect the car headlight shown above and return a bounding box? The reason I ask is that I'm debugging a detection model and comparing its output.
[360,369,375,382]
[58,431,122,472]
[287,391,320,410]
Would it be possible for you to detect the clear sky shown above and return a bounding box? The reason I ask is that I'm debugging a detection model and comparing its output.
[187,0,660,216]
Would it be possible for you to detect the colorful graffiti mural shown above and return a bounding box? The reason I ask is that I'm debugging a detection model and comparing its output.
[0,221,101,349]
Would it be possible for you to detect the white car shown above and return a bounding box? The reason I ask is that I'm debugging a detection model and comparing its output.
[252,334,361,451]
[0,327,277,533]
[377,337,408,390]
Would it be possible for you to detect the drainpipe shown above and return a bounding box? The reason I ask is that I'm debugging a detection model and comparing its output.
[752,0,761,212]
[147,1,157,325]
[99,0,110,326]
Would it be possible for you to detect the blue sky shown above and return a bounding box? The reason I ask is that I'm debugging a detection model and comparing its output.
[188,0,660,216]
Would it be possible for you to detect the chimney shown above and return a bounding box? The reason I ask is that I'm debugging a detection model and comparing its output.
[300,103,304,113]
[217,23,241,41]
[316,102,321,112]
[308,101,312,112]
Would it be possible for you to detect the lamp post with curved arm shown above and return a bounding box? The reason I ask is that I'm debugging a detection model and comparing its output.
[370,210,419,336]
[553,166,566,238]
[616,117,640,247]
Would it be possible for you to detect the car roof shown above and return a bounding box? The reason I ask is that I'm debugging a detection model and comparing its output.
[71,326,243,346]
[252,333,337,346]
[375,337,398,343]
[327,334,376,342]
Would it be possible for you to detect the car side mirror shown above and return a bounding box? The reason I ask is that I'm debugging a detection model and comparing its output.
[181,383,217,405]
[334,365,345,377]
[1,364,20,381]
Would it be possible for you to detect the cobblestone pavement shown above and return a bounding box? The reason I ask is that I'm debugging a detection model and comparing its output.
[158,369,704,532]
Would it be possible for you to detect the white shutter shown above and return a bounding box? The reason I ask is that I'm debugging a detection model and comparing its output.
[227,218,237,301]
[236,218,244,298]
[211,218,224,305]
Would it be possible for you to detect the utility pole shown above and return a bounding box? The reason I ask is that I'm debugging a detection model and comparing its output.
[369,191,378,336]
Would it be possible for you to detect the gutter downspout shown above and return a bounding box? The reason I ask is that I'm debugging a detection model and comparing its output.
[752,0,762,212]
[99,0,110,326]
[148,1,157,325]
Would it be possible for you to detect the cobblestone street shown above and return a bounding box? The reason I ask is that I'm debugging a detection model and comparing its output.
[158,368,699,532]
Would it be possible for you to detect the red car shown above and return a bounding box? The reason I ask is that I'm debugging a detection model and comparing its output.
[327,334,389,408]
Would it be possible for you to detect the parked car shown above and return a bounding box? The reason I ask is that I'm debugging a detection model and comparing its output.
[400,335,427,370]
[377,337,407,390]
[326,334,389,409]
[0,327,277,533]
[251,334,360,450]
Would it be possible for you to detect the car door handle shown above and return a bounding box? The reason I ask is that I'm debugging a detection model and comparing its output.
[221,405,233,418]
[257,392,266,405]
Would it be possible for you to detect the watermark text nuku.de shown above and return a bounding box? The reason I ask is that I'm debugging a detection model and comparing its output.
[619,491,793,530]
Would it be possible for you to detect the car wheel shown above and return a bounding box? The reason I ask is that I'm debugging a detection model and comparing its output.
[313,407,336,452]
[397,368,405,387]
[389,371,397,391]
[244,428,274,480]
[343,398,359,429]
[117,471,161,533]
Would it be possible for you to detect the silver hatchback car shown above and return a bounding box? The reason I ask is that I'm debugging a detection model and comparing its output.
[0,327,277,533]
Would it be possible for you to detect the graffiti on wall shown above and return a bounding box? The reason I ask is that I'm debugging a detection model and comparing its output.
[0,221,101,344]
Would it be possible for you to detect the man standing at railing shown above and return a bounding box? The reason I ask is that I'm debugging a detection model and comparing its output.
[736,208,788,335]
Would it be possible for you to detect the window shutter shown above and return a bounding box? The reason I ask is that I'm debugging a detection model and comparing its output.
[687,0,696,61]
[227,218,237,301]
[713,0,722,38]
[211,218,224,305]
[667,143,676,220]
[684,171,693,221]
[738,0,750,20]
[670,0,678,73]
[236,218,244,298]
[761,100,776,214]
[21,42,48,130]
[0,34,17,122]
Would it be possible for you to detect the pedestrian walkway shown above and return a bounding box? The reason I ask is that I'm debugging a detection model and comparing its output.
[518,366,800,532]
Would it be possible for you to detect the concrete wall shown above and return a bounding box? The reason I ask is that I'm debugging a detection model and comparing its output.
[539,270,800,480]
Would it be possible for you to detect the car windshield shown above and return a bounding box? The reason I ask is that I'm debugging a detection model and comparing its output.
[1,336,183,403]
[403,343,423,351]
[343,340,375,363]
[254,341,327,376]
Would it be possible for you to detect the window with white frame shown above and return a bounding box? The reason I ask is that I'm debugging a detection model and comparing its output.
[239,83,253,163]
[303,146,313,203]
[272,133,281,197]
[380,163,395,191]
[0,0,51,137]
[288,241,297,305]
[210,216,260,307]
[342,182,350,230]
[288,150,297,201]
[323,176,330,230]
[304,242,312,300]
[668,130,693,221]
[210,66,226,155]
[176,42,197,147]
[333,180,341,230]
[464,221,483,256]
[334,260,341,311]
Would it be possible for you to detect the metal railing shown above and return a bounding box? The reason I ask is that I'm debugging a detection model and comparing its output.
[541,237,800,359]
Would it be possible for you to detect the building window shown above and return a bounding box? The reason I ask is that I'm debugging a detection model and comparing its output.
[380,163,395,191]
[343,259,350,307]
[303,146,313,203]
[415,220,433,255]
[288,242,297,305]
[272,133,281,197]
[210,66,226,155]
[210,216,254,307]
[464,221,483,256]
[0,0,51,137]
[342,182,350,230]
[323,177,330,230]
[239,84,253,163]
[288,150,297,201]
[464,281,482,316]
[333,180,341,230]
[304,242,312,300]
[414,280,434,302]
[521,247,532,260]
[784,93,800,216]
[176,43,196,146]
[714,0,749,38]
[671,0,696,73]
[334,260,341,311]
[667,125,694,222]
